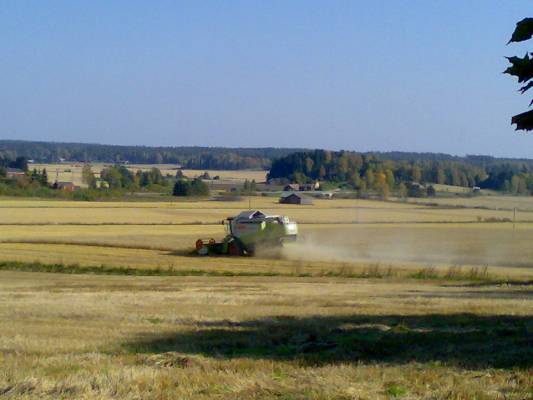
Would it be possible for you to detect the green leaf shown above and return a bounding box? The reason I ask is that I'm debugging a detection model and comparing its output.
[511,109,533,131]
[508,17,533,43]
[519,81,533,94]
[504,54,533,83]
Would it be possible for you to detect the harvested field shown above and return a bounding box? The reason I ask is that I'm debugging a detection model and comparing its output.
[0,271,531,399]
[1,195,532,399]
[32,163,267,187]
[0,198,533,278]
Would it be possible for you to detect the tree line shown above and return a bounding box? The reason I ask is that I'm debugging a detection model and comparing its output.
[82,165,173,191]
[0,140,303,170]
[0,155,28,171]
[268,150,533,195]
[85,165,210,197]
[0,162,212,199]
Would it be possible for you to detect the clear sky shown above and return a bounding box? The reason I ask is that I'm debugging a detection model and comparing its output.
[1,1,532,157]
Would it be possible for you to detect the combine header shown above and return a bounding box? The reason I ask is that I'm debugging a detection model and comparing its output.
[196,210,298,256]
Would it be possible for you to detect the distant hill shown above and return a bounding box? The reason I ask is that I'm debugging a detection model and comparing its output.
[3,140,533,166]
[3,141,533,193]
[0,140,307,170]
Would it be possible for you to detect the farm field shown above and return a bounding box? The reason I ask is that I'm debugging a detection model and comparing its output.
[411,193,533,212]
[1,196,533,277]
[32,163,267,187]
[1,194,532,399]
[2,223,533,277]
[0,271,531,399]
[1,196,532,224]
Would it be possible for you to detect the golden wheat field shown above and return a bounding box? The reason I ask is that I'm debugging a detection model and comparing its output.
[32,163,267,186]
[1,196,533,277]
[0,271,531,399]
[1,194,532,399]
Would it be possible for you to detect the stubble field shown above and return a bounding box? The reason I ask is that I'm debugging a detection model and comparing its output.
[32,163,267,187]
[0,194,532,399]
[1,196,533,277]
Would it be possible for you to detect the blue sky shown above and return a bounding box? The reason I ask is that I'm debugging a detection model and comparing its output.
[1,1,532,157]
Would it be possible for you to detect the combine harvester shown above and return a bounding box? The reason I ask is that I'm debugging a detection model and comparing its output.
[195,210,298,256]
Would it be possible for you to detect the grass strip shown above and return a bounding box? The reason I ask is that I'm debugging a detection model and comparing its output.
[0,260,524,284]
[0,260,285,277]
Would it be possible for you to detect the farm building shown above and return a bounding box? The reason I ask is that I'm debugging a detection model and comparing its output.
[282,182,320,192]
[6,168,25,178]
[317,192,334,199]
[267,177,288,185]
[283,184,300,191]
[300,182,320,191]
[279,193,313,205]
[54,181,78,192]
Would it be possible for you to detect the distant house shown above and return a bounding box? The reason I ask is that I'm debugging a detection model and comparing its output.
[279,193,313,205]
[54,181,77,192]
[408,182,425,190]
[283,184,300,192]
[6,168,25,179]
[406,181,426,198]
[317,192,333,199]
[267,178,288,185]
[300,182,320,191]
[282,182,319,192]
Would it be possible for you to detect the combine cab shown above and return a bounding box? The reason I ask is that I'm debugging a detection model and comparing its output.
[196,210,298,256]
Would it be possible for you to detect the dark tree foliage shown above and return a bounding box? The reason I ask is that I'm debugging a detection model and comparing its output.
[41,168,48,186]
[0,140,304,170]
[29,169,48,187]
[173,178,209,197]
[241,179,257,195]
[505,18,533,131]
[0,156,29,171]
[134,168,170,188]
[100,165,135,189]
[406,183,426,198]
[82,165,97,189]
[173,180,189,196]
[269,150,533,194]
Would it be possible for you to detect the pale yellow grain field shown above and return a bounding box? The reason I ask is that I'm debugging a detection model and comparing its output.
[412,193,533,211]
[32,163,267,186]
[1,195,532,399]
[1,196,533,277]
[0,272,531,399]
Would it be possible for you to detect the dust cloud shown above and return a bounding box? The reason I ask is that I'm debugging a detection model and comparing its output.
[272,225,532,269]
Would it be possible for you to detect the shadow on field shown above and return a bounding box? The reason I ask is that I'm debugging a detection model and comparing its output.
[400,289,533,300]
[124,313,532,369]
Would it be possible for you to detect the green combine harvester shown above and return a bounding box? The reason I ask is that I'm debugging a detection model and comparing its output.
[195,210,298,256]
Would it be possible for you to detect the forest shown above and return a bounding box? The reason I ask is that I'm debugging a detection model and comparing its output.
[0,140,302,170]
[4,141,533,195]
[268,150,533,194]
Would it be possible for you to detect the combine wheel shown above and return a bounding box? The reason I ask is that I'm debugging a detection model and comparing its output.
[228,239,244,256]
